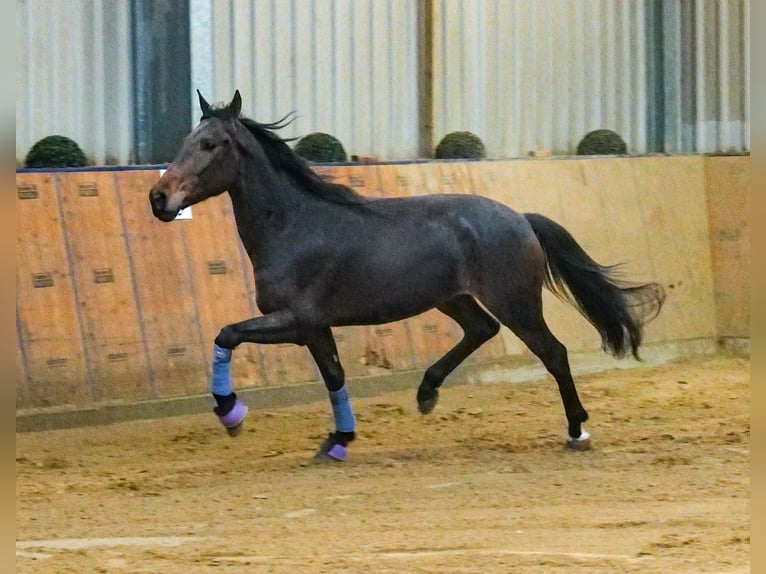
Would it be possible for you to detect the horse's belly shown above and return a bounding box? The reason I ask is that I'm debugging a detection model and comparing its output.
[326,259,463,326]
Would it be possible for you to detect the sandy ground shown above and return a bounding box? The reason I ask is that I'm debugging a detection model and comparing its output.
[16,354,749,573]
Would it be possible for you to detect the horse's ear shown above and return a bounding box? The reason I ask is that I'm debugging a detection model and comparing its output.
[228,90,242,117]
[197,89,212,119]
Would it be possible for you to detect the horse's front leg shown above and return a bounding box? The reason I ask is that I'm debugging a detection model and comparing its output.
[305,328,355,462]
[211,310,301,436]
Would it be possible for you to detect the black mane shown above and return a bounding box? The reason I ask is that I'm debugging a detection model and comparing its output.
[206,106,367,206]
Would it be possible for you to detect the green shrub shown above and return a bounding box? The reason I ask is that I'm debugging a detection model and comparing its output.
[576,129,628,156]
[293,132,347,163]
[25,135,88,168]
[434,131,486,159]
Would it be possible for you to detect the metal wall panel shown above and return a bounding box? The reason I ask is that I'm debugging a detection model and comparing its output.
[433,0,749,157]
[685,0,750,152]
[433,0,649,156]
[191,0,420,161]
[17,0,748,164]
[16,0,133,165]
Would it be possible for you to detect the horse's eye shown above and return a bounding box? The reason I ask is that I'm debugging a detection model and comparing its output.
[200,139,217,152]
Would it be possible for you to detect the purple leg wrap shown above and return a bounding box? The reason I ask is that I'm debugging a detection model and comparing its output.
[314,433,351,462]
[218,399,248,436]
[324,443,347,462]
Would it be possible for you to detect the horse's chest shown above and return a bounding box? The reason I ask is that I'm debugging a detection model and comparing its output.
[253,264,308,313]
[254,275,289,313]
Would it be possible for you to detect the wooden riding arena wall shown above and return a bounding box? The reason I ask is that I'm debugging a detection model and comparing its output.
[15,155,749,412]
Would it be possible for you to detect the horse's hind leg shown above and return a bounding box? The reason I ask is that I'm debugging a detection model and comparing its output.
[417,294,500,414]
[483,289,590,447]
[306,328,356,462]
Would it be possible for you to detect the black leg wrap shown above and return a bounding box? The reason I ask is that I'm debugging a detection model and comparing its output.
[331,430,356,446]
[318,430,356,450]
[213,392,237,416]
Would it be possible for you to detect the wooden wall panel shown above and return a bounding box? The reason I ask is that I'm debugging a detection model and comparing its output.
[631,157,717,343]
[261,343,317,386]
[375,162,426,197]
[58,172,152,401]
[705,156,750,338]
[318,164,383,197]
[364,322,415,372]
[405,309,461,370]
[115,170,207,398]
[326,326,366,379]
[16,173,90,407]
[418,161,476,195]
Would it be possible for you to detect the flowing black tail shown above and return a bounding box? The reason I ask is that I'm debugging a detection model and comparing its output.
[524,213,666,359]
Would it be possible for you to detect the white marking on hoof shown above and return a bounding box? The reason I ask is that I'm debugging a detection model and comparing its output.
[566,428,591,450]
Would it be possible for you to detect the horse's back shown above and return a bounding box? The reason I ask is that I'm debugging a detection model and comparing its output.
[366,192,530,237]
[364,191,543,284]
[387,193,534,245]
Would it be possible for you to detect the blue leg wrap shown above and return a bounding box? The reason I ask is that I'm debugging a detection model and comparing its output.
[329,386,355,433]
[210,344,233,396]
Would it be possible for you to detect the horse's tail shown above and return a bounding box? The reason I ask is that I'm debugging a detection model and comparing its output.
[523,212,666,359]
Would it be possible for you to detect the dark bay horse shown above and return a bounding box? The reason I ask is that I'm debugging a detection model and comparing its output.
[149,90,665,460]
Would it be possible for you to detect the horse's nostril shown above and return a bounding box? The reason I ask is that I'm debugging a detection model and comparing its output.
[149,188,166,210]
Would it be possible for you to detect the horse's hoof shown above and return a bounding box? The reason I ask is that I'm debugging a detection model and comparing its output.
[225,422,244,437]
[217,399,248,437]
[417,389,439,414]
[566,429,591,451]
[314,443,347,463]
[314,433,349,462]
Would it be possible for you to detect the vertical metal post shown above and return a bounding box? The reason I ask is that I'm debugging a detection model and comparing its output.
[718,0,731,150]
[131,0,192,164]
[694,0,706,152]
[644,0,664,153]
[417,0,434,158]
[661,0,682,153]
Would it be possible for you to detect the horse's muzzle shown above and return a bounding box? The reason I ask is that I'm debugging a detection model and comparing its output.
[149,188,177,222]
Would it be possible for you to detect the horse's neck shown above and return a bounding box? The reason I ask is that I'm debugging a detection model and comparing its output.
[227,166,310,262]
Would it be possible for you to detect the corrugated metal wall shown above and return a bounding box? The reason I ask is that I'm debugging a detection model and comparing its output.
[683,0,750,152]
[191,0,420,161]
[15,0,133,165]
[433,0,750,157]
[16,0,749,164]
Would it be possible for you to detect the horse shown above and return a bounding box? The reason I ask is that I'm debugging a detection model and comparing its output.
[149,90,665,460]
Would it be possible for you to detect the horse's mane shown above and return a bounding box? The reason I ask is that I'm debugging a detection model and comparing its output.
[206,105,367,206]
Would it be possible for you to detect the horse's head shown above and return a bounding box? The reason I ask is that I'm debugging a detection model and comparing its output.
[149,90,243,222]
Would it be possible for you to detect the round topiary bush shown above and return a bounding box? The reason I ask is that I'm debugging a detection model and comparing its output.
[434,131,486,159]
[25,135,88,168]
[576,129,628,156]
[293,132,347,163]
